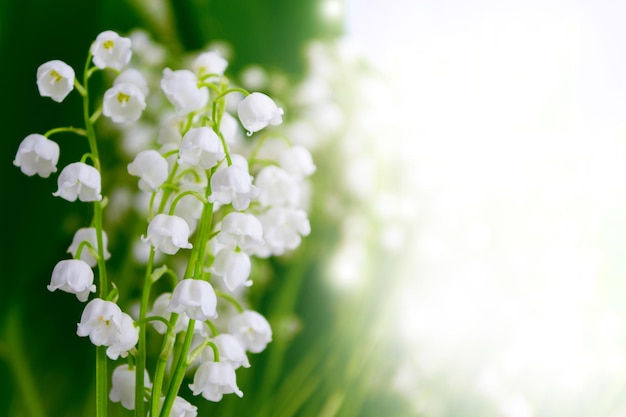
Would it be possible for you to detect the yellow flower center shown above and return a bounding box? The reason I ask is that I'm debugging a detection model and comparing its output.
[49,69,63,83]
[117,92,130,104]
[103,40,115,50]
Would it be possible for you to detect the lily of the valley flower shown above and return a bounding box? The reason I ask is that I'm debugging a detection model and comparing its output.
[67,227,111,268]
[161,68,208,116]
[110,364,152,410]
[167,279,218,321]
[189,361,243,402]
[76,298,123,346]
[178,127,225,169]
[217,212,264,252]
[114,68,149,96]
[208,156,259,211]
[53,162,102,202]
[192,50,228,78]
[254,207,311,257]
[202,334,250,369]
[36,60,75,103]
[237,92,284,134]
[127,149,169,192]
[209,248,251,292]
[227,310,272,353]
[278,145,316,178]
[254,165,301,208]
[142,214,193,255]
[149,292,209,335]
[106,312,139,360]
[91,30,132,70]
[103,82,146,123]
[47,259,96,302]
[152,396,198,417]
[13,134,60,178]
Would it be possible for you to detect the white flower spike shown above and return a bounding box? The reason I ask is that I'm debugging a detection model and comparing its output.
[228,310,272,353]
[167,279,218,321]
[189,361,243,402]
[53,162,102,202]
[67,227,111,268]
[142,214,193,255]
[91,30,132,70]
[103,82,146,123]
[161,68,208,116]
[13,134,60,178]
[127,150,169,192]
[47,259,96,302]
[237,92,284,134]
[36,60,75,103]
[217,212,264,252]
[178,127,225,169]
[110,364,152,410]
[209,248,252,292]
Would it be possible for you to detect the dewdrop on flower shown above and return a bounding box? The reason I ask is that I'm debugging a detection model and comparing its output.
[53,162,102,202]
[237,92,284,134]
[227,310,272,353]
[110,364,152,411]
[201,334,250,369]
[67,227,111,267]
[167,279,218,321]
[142,214,193,255]
[217,212,264,252]
[189,361,243,402]
[161,68,208,116]
[47,259,96,302]
[127,149,169,192]
[178,127,225,169]
[90,30,132,70]
[36,60,75,103]
[13,134,60,178]
[103,82,146,123]
[209,248,252,292]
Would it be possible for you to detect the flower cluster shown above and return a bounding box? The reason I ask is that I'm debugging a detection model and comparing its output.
[14,29,314,417]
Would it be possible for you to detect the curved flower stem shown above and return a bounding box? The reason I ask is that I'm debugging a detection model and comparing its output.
[168,190,207,215]
[160,320,196,417]
[215,290,244,313]
[44,126,87,138]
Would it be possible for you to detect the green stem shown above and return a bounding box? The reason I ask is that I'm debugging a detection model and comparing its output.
[150,313,179,417]
[159,320,196,417]
[215,290,244,313]
[135,248,155,417]
[44,126,87,138]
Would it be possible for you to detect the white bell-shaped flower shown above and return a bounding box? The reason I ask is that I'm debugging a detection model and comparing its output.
[161,68,208,116]
[67,227,111,268]
[47,259,96,302]
[178,127,225,169]
[128,150,169,192]
[227,310,272,353]
[110,364,152,410]
[53,162,102,202]
[189,361,243,402]
[91,30,132,70]
[106,312,139,360]
[149,292,208,336]
[209,248,251,292]
[278,145,316,178]
[167,279,218,321]
[152,396,198,417]
[208,158,259,211]
[202,334,250,369]
[103,82,146,123]
[36,60,75,102]
[192,50,228,78]
[219,111,243,146]
[13,134,60,178]
[142,214,193,255]
[254,207,311,257]
[217,212,264,252]
[76,298,124,347]
[254,165,301,208]
[237,92,284,134]
[114,68,149,96]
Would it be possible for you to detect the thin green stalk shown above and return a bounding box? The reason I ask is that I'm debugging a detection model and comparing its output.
[135,248,155,417]
[160,320,196,417]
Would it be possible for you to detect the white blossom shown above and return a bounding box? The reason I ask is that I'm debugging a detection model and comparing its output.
[278,145,316,178]
[217,212,264,252]
[178,127,225,169]
[47,259,96,302]
[91,30,132,70]
[128,150,169,192]
[152,396,198,417]
[149,292,208,335]
[192,50,228,78]
[209,248,251,292]
[67,227,111,268]
[189,361,243,402]
[167,279,218,321]
[254,165,301,208]
[237,92,284,134]
[36,60,75,102]
[110,364,151,410]
[254,207,311,257]
[228,310,272,353]
[106,312,139,360]
[142,214,193,255]
[52,162,102,202]
[114,68,149,96]
[161,68,208,116]
[202,334,250,369]
[208,158,259,211]
[13,134,60,178]
[103,82,146,123]
[76,298,123,347]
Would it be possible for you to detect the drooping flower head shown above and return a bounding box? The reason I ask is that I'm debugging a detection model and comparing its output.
[192,50,228,78]
[237,92,284,134]
[161,68,208,116]
[91,30,132,70]
[217,212,264,252]
[103,82,146,123]
[110,364,152,410]
[189,361,243,402]
[254,207,311,257]
[227,310,272,353]
[127,149,169,192]
[178,127,225,169]
[254,165,301,208]
[67,227,111,267]
[47,259,96,302]
[53,162,102,202]
[202,334,250,369]
[142,214,193,255]
[209,248,252,292]
[13,134,60,178]
[76,298,123,346]
[36,60,75,102]
[167,279,218,321]
[208,155,259,211]
[106,312,139,360]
